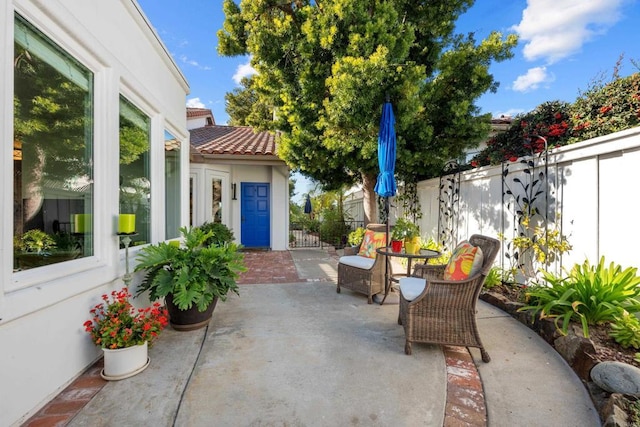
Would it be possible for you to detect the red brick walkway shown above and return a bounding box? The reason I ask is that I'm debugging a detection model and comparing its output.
[23,250,486,426]
[236,250,299,284]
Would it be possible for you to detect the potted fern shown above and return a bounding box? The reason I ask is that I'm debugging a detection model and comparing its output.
[134,226,246,331]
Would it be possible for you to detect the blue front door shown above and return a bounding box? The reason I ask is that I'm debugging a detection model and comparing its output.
[241,183,270,248]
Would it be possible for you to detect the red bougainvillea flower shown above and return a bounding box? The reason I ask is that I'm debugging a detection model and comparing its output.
[509,156,519,162]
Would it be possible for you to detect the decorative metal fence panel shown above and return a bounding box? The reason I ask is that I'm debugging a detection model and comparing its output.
[290,220,365,249]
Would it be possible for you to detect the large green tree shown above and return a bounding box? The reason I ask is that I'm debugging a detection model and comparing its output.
[218,0,517,223]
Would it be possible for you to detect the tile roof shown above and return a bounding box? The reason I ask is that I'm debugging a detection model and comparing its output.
[190,125,277,156]
[187,107,214,119]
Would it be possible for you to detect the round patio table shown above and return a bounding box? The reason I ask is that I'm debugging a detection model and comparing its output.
[375,247,440,305]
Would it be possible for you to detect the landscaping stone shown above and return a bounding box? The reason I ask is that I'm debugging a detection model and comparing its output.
[554,334,597,381]
[591,361,640,396]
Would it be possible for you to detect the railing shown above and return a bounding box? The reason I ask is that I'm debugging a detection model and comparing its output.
[290,220,365,249]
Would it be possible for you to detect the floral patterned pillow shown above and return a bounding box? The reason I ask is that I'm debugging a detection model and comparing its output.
[357,230,387,258]
[444,241,484,281]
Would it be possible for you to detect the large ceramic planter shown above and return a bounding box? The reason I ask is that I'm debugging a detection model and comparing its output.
[101,341,149,380]
[165,294,218,331]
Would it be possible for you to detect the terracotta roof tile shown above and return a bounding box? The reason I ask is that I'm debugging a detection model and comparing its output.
[187,107,213,119]
[190,126,277,156]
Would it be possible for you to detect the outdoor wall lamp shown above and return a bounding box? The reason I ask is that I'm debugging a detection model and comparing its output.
[232,183,237,200]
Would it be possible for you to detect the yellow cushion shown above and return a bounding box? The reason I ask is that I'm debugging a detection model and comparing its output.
[443,241,483,281]
[357,230,387,258]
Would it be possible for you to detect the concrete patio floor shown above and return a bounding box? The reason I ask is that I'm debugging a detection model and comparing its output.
[24,248,600,426]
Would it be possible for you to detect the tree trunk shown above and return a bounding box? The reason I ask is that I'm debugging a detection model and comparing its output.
[362,172,377,226]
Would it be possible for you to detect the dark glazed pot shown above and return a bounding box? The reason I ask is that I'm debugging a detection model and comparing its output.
[165,294,218,331]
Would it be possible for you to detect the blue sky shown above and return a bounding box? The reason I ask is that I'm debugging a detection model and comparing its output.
[137,0,640,199]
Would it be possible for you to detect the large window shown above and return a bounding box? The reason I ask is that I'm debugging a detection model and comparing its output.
[13,14,94,271]
[119,96,150,246]
[165,130,180,239]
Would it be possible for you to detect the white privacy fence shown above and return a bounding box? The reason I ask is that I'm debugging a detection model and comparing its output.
[414,126,640,277]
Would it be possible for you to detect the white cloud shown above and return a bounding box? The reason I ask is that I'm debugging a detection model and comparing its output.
[512,66,555,92]
[186,97,206,108]
[178,54,211,70]
[512,0,624,64]
[232,61,257,84]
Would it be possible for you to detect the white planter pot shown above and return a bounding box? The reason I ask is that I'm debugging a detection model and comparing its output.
[101,341,150,380]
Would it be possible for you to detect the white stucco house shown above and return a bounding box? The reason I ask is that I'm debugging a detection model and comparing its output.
[1,1,190,425]
[187,108,290,250]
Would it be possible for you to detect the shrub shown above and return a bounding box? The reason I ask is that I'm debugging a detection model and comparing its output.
[570,72,640,143]
[521,257,640,337]
[347,227,365,247]
[483,267,503,289]
[610,311,640,350]
[419,237,450,265]
[318,208,349,248]
[196,222,235,247]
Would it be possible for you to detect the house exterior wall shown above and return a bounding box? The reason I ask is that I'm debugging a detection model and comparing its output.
[0,1,189,425]
[186,116,210,130]
[232,164,289,251]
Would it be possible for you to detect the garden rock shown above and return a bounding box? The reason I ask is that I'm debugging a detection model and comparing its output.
[591,361,640,396]
[554,334,597,381]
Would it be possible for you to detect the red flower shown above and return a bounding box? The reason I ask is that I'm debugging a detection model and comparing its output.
[599,105,612,114]
[470,160,478,167]
[509,156,518,162]
[83,287,167,349]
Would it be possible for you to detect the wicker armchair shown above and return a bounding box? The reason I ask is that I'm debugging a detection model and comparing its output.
[336,223,387,304]
[398,234,500,362]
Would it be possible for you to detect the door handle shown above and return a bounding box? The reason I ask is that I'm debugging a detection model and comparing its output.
[241,216,245,222]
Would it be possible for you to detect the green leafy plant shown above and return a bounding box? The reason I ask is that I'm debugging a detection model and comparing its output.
[419,237,450,265]
[347,227,366,247]
[196,222,235,247]
[521,257,640,337]
[83,287,168,349]
[610,311,640,349]
[570,70,640,143]
[483,267,504,289]
[134,227,247,312]
[14,229,56,253]
[391,217,420,241]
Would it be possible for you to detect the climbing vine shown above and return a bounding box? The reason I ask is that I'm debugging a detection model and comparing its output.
[501,138,572,283]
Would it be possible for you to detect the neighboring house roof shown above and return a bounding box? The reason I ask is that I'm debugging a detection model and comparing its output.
[190,125,283,165]
[187,107,214,120]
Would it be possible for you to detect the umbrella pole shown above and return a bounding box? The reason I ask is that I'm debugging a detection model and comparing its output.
[381,197,391,305]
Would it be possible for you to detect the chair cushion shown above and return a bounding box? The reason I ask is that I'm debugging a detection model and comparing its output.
[399,277,426,301]
[357,230,387,258]
[444,241,484,281]
[339,255,376,270]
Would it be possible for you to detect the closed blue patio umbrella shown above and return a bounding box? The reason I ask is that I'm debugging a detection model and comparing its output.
[374,101,398,200]
[374,100,398,304]
[304,194,313,215]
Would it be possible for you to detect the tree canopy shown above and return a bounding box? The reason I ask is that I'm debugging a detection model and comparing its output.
[218,0,517,222]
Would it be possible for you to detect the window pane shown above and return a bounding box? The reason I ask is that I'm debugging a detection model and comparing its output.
[212,179,222,224]
[165,130,180,239]
[119,96,150,246]
[13,14,94,271]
